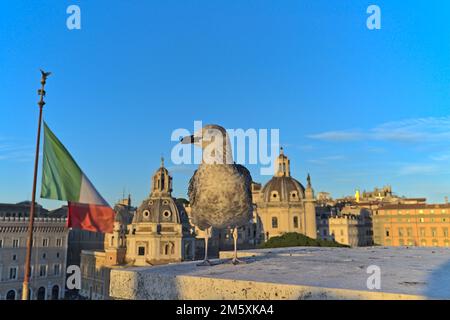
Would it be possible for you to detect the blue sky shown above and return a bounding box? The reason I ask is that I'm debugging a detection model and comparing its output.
[1,0,450,209]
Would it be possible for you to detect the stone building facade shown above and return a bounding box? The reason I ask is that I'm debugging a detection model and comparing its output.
[80,159,195,299]
[373,203,450,247]
[67,229,105,268]
[124,161,195,266]
[252,148,317,240]
[0,211,68,300]
[317,207,373,247]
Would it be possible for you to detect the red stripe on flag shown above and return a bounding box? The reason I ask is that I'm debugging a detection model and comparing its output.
[68,202,114,233]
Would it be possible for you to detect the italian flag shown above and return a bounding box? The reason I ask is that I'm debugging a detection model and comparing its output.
[40,122,114,233]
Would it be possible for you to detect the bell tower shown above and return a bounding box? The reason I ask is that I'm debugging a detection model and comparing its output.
[275,147,290,177]
[104,218,127,266]
[151,157,173,197]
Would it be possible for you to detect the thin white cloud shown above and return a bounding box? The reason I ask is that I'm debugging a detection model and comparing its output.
[398,164,438,176]
[372,117,450,142]
[307,155,346,164]
[0,143,34,162]
[308,131,365,141]
[430,152,450,161]
[308,116,450,143]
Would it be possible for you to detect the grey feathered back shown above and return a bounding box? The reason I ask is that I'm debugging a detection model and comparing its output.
[188,163,253,230]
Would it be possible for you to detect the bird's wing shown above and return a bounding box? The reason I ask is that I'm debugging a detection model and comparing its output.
[235,164,253,199]
[188,169,199,205]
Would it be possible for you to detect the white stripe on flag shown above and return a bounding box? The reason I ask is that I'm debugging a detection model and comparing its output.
[79,173,109,206]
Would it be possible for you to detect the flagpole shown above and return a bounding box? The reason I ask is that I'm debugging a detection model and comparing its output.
[22,69,51,300]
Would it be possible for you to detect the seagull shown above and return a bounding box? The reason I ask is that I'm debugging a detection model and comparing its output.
[182,124,253,265]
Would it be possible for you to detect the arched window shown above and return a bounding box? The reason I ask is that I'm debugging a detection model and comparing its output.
[293,216,299,228]
[6,290,16,300]
[51,285,59,300]
[272,217,278,228]
[37,287,46,300]
[164,242,175,255]
[164,243,170,255]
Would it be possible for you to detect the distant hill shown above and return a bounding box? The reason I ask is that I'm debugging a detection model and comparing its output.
[260,232,348,249]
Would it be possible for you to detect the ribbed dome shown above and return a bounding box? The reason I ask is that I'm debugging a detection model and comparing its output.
[135,197,181,224]
[261,176,305,202]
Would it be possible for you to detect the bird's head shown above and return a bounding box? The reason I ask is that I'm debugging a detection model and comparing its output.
[181,124,227,148]
[180,124,233,164]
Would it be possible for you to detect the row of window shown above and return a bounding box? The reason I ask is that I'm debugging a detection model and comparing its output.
[6,252,61,262]
[271,216,300,229]
[387,217,448,223]
[137,242,175,256]
[270,191,299,201]
[0,238,63,248]
[384,239,450,247]
[321,229,372,237]
[385,227,450,238]
[381,209,449,215]
[3,264,62,281]
[3,285,60,300]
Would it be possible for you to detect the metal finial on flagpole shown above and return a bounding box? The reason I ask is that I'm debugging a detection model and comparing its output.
[22,69,51,300]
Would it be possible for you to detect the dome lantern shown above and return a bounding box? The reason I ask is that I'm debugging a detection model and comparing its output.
[275,146,290,177]
[150,157,172,197]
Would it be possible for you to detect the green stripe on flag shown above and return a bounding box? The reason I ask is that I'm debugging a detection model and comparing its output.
[40,122,83,201]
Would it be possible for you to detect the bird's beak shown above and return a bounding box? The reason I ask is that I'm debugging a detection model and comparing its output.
[181,135,195,144]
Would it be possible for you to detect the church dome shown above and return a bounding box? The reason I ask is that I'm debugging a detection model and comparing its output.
[134,197,182,224]
[133,157,184,224]
[261,176,305,202]
[260,147,306,203]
